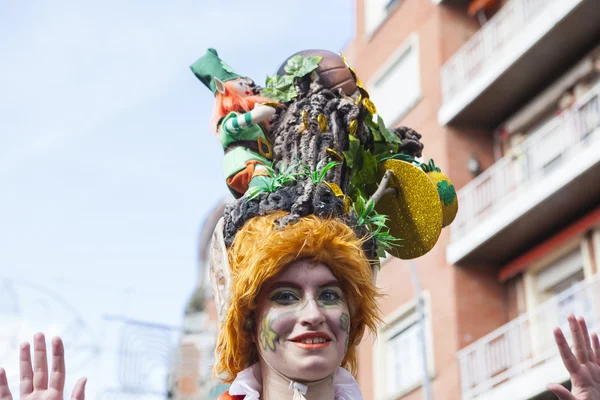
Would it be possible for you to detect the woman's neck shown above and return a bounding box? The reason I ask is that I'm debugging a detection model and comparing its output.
[259,363,335,400]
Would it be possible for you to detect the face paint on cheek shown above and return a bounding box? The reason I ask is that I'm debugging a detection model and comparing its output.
[259,314,280,352]
[258,307,300,353]
[339,313,350,353]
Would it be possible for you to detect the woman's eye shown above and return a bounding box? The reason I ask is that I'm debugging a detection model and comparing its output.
[319,290,342,303]
[271,291,299,304]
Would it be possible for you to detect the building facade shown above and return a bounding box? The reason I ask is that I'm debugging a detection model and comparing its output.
[345,0,600,399]
[168,201,229,400]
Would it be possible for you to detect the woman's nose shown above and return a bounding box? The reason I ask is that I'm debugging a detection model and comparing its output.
[299,299,326,326]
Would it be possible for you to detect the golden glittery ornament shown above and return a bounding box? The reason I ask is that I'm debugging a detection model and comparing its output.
[324,181,344,197]
[362,98,377,115]
[326,148,343,162]
[301,110,309,133]
[260,102,279,108]
[427,170,458,227]
[318,114,328,132]
[324,182,353,214]
[375,159,443,259]
[349,119,358,136]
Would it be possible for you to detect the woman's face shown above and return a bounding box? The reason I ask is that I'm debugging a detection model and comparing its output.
[254,259,351,382]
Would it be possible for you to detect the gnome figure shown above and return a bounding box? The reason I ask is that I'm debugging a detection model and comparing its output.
[191,48,279,198]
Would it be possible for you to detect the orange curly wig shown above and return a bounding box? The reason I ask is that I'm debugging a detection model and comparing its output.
[214,211,381,383]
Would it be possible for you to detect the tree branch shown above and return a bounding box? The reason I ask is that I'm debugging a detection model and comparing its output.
[368,170,396,206]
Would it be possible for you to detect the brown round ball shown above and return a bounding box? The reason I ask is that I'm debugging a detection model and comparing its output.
[276,49,357,96]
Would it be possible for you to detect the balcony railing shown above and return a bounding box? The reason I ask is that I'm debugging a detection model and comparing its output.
[441,0,552,105]
[450,81,600,241]
[458,273,600,399]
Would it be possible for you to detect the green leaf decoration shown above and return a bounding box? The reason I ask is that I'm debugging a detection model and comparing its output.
[299,158,339,184]
[365,118,383,142]
[244,162,302,200]
[261,74,297,102]
[284,55,323,78]
[317,161,339,183]
[374,141,399,162]
[351,193,401,254]
[343,135,360,168]
[365,198,375,217]
[437,180,456,206]
[354,196,366,224]
[421,158,441,173]
[344,136,378,202]
[270,74,294,89]
[377,116,402,144]
[364,116,401,161]
[351,149,378,191]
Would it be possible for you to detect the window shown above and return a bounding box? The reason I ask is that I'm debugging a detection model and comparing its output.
[368,34,421,127]
[524,240,595,355]
[374,293,434,399]
[534,249,583,296]
[364,0,402,36]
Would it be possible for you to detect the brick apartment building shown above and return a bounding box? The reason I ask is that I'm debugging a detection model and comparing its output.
[344,0,600,399]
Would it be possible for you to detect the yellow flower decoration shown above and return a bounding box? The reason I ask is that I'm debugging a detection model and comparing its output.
[259,315,279,352]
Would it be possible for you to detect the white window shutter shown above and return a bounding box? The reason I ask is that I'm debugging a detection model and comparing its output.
[369,34,421,126]
[365,0,388,35]
[535,249,583,292]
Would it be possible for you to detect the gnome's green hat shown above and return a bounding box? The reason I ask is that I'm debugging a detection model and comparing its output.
[190,48,242,95]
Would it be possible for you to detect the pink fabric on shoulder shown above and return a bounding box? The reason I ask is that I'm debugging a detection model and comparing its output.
[228,363,363,399]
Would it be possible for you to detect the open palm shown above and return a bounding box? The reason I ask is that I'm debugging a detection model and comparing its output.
[547,315,600,400]
[0,333,86,400]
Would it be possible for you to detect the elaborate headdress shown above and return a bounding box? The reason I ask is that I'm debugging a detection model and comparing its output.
[191,49,458,383]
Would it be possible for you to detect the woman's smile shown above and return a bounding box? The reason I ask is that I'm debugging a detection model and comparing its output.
[289,332,332,349]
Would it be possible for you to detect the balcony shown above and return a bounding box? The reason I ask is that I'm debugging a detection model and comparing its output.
[439,0,600,127]
[458,273,600,400]
[448,81,600,265]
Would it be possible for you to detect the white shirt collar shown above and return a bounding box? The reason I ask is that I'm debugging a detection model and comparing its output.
[228,363,363,400]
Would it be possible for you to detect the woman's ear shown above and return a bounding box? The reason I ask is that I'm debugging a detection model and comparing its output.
[214,77,226,94]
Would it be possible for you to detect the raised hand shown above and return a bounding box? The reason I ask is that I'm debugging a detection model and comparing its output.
[547,314,600,400]
[0,333,87,400]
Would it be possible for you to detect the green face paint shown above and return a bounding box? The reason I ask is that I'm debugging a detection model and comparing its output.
[340,313,350,352]
[339,313,350,332]
[259,314,280,352]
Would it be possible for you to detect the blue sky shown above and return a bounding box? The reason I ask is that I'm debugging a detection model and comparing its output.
[0,0,354,396]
